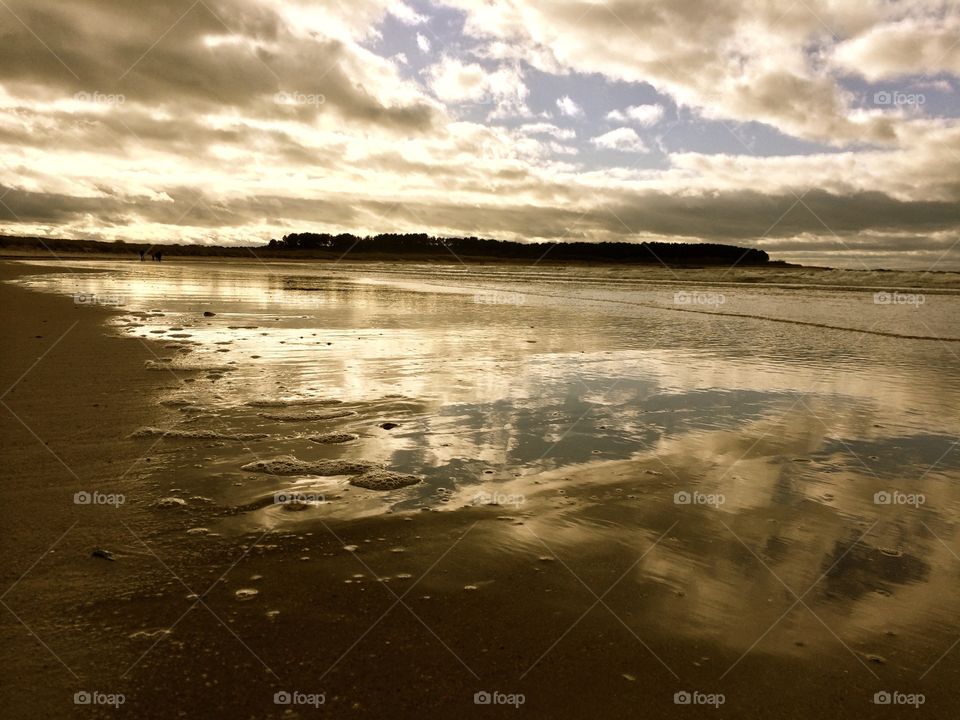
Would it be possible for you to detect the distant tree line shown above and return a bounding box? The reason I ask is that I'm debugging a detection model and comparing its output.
[0,232,772,265]
[267,233,770,265]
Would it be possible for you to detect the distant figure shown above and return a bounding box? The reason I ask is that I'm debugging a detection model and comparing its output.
[139,250,145,261]
[156,251,162,263]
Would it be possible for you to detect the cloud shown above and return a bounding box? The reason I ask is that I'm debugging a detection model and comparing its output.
[556,95,583,117]
[417,33,432,52]
[440,0,955,145]
[0,0,438,131]
[833,19,960,81]
[425,58,490,103]
[591,127,648,152]
[606,104,664,126]
[1,0,959,269]
[519,123,576,140]
[389,2,429,26]
[424,58,528,115]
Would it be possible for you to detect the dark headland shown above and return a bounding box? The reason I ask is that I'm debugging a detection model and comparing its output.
[0,233,783,266]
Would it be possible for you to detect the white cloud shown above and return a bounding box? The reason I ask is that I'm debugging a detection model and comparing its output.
[606,103,664,126]
[519,122,576,140]
[416,33,431,52]
[833,19,960,81]
[590,127,649,153]
[556,95,583,117]
[441,0,948,145]
[426,58,490,102]
[394,52,409,65]
[425,59,528,115]
[390,2,429,25]
[0,0,958,268]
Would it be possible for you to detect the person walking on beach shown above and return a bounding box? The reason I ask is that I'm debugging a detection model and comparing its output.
[139,250,145,261]
[156,251,162,263]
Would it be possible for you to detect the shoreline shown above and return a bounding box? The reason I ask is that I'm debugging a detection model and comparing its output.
[1,260,955,718]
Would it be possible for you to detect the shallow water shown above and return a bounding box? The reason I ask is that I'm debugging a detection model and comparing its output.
[11,258,960,680]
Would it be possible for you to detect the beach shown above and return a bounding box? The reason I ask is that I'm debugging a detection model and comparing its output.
[2,258,959,718]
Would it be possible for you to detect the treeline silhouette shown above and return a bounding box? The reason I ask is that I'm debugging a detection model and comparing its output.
[269,233,770,265]
[0,233,771,265]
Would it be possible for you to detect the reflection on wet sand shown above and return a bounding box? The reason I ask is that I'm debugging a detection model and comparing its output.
[10,259,960,710]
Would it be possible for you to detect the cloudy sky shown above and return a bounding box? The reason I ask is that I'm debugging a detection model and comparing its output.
[0,0,958,268]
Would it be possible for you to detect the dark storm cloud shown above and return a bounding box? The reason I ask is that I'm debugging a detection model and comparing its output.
[0,0,436,130]
[3,183,955,252]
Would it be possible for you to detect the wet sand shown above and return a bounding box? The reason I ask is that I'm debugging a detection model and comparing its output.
[2,260,959,718]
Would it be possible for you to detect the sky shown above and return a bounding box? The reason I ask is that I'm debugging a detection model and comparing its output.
[0,0,958,269]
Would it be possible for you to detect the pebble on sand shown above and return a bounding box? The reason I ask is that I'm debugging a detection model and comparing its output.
[156,497,188,508]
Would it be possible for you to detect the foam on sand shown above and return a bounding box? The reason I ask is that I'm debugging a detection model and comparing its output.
[246,398,342,408]
[145,360,236,372]
[241,455,378,476]
[258,409,357,422]
[131,427,269,440]
[349,469,422,491]
[309,432,359,444]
